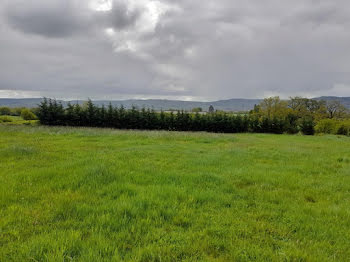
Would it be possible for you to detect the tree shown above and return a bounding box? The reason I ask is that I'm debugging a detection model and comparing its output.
[259,96,289,119]
[209,105,214,113]
[37,98,49,124]
[65,102,75,126]
[285,113,299,134]
[326,100,348,119]
[73,104,82,126]
[36,96,348,136]
[106,103,114,127]
[85,99,96,126]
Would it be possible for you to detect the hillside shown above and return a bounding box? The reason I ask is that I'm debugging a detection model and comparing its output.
[0,98,261,111]
[314,96,350,109]
[1,96,350,111]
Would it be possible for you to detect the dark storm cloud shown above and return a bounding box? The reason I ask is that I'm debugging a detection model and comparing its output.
[4,0,90,38]
[0,0,350,99]
[3,0,143,38]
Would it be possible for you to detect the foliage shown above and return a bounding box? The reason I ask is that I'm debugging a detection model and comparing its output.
[0,116,13,123]
[251,96,350,136]
[35,98,298,135]
[1,126,350,261]
[0,115,38,126]
[300,117,315,135]
[35,97,350,136]
[0,107,11,115]
[315,119,338,134]
[20,108,37,120]
[315,119,350,136]
[11,107,26,116]
[259,96,289,119]
[191,107,202,112]
[326,100,348,119]
[208,105,215,113]
[336,122,350,136]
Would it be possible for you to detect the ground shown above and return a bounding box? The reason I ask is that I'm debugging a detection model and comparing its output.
[0,125,350,261]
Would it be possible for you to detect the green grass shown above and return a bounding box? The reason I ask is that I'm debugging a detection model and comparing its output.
[1,125,350,261]
[0,115,38,126]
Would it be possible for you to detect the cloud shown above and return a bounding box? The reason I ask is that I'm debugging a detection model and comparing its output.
[3,0,91,38]
[0,0,350,100]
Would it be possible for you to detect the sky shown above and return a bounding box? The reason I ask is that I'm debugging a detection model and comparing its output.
[0,0,350,101]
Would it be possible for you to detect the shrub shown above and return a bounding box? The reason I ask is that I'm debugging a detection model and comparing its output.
[300,117,315,135]
[315,119,337,134]
[20,109,37,120]
[0,116,13,123]
[11,107,25,116]
[336,121,350,136]
[192,107,202,113]
[0,107,11,115]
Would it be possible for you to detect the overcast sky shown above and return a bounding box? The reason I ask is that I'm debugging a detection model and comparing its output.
[1,0,350,101]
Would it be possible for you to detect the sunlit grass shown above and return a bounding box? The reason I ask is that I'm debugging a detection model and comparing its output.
[0,125,350,261]
[0,115,38,126]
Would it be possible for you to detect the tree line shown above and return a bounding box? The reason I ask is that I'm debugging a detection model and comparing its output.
[35,97,350,135]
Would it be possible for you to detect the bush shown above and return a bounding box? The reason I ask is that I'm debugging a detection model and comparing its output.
[0,107,11,115]
[20,109,37,120]
[192,107,202,113]
[300,117,315,135]
[315,119,350,136]
[336,121,350,136]
[9,107,25,116]
[0,116,13,123]
[315,119,337,134]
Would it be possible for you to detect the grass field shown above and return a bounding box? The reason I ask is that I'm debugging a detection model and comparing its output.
[1,125,350,261]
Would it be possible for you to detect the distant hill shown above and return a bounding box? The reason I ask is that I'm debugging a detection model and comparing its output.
[314,96,350,109]
[1,96,349,111]
[0,98,44,108]
[0,98,261,111]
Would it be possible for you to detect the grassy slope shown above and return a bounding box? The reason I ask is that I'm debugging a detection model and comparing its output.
[0,126,350,261]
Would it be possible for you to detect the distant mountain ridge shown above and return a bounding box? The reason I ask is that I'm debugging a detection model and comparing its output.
[314,96,350,109]
[0,96,349,111]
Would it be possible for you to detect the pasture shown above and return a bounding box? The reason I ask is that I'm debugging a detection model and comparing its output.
[0,125,350,261]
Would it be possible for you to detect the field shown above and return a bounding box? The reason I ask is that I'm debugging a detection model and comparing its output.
[1,125,350,261]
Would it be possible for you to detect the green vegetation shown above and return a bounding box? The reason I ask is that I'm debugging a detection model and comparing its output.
[36,97,350,136]
[1,125,350,261]
[20,108,38,120]
[0,106,31,117]
[191,107,202,113]
[0,115,38,126]
[0,116,13,123]
[0,106,11,115]
[316,119,350,136]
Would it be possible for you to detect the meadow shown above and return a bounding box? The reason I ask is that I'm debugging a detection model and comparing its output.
[0,125,350,261]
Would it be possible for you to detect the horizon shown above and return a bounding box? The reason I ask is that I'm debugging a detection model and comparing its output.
[0,95,349,103]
